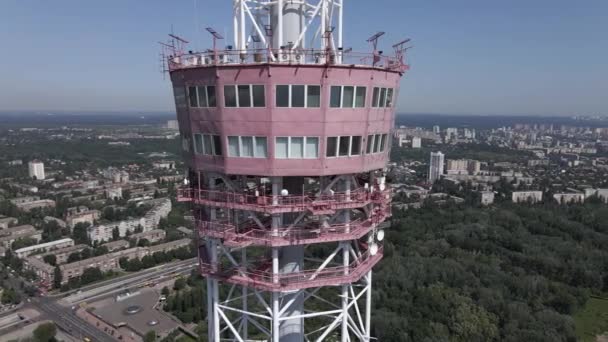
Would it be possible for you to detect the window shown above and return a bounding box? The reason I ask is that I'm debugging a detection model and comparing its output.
[326,136,363,157]
[338,136,350,156]
[276,85,290,107]
[330,86,342,108]
[386,89,394,107]
[373,134,381,153]
[331,86,366,108]
[276,137,318,159]
[194,134,203,154]
[227,136,268,158]
[276,85,321,108]
[173,87,187,110]
[351,136,362,155]
[188,133,223,156]
[207,86,217,107]
[366,135,374,154]
[355,87,367,108]
[276,137,288,159]
[372,87,394,108]
[225,85,265,108]
[228,136,240,157]
[238,85,251,107]
[372,87,380,108]
[255,137,268,157]
[224,86,237,107]
[380,134,388,152]
[241,136,254,157]
[342,86,354,108]
[379,88,387,107]
[305,137,319,158]
[252,85,265,107]
[307,86,321,107]
[203,135,212,155]
[188,86,198,107]
[188,86,217,108]
[326,137,338,157]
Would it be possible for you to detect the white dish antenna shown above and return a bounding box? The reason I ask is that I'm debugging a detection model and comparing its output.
[281,189,289,196]
[376,230,385,242]
[370,243,379,256]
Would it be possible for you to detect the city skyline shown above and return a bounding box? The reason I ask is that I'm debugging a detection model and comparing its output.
[1,0,607,115]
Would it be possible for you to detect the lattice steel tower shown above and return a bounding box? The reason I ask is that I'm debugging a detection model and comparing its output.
[166,1,409,340]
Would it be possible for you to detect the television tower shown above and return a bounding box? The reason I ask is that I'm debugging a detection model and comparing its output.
[165,1,409,340]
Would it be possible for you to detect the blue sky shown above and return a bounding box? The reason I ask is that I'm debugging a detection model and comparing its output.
[0,0,606,115]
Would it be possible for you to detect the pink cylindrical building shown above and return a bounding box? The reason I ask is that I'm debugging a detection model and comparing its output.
[168,1,408,341]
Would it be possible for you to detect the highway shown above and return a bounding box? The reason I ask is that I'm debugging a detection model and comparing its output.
[0,258,198,341]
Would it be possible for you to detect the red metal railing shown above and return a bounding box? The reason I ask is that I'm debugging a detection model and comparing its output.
[198,208,389,247]
[168,48,409,73]
[200,247,383,291]
[178,187,391,214]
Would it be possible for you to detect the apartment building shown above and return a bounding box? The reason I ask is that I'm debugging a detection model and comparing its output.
[14,238,74,259]
[0,225,41,248]
[131,229,166,244]
[512,191,543,203]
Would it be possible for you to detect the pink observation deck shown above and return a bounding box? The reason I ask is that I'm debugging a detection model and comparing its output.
[164,2,410,341]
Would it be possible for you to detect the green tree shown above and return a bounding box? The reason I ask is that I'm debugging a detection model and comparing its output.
[33,322,57,342]
[80,267,103,285]
[143,330,156,342]
[173,277,186,291]
[112,226,120,240]
[53,266,62,289]
[43,254,56,266]
[72,222,90,245]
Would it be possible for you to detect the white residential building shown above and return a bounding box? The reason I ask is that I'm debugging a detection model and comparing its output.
[28,160,45,180]
[428,152,445,183]
[411,137,421,149]
[512,191,543,203]
[14,238,75,259]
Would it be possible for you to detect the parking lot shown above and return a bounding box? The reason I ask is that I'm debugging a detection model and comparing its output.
[92,288,177,337]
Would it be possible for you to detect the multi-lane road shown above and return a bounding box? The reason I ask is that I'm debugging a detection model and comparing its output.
[0,258,197,341]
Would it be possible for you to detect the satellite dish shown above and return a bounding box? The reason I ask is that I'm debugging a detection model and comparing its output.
[183,178,189,185]
[328,189,335,196]
[370,243,379,256]
[367,234,374,244]
[376,230,385,242]
[280,189,289,196]
[364,183,369,190]
[379,183,386,191]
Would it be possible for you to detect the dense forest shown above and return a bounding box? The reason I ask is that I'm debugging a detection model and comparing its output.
[372,201,608,341]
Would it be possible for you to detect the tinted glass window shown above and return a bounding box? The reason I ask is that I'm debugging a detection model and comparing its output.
[252,85,265,107]
[228,136,240,156]
[238,85,251,107]
[224,86,237,107]
[351,136,361,155]
[355,87,366,108]
[338,136,350,156]
[292,85,305,107]
[255,137,268,157]
[290,137,304,158]
[305,137,319,158]
[330,86,342,108]
[276,85,290,107]
[241,136,254,157]
[342,86,354,108]
[366,135,374,154]
[207,86,217,107]
[275,137,288,159]
[307,86,321,108]
[212,135,222,156]
[188,87,198,107]
[197,86,208,107]
[326,137,338,157]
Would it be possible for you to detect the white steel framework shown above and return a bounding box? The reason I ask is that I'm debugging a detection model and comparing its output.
[233,0,344,62]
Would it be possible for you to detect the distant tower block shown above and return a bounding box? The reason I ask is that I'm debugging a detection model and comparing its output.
[28,160,45,180]
[429,151,445,182]
[164,1,410,341]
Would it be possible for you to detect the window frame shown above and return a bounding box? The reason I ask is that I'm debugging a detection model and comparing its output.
[224,85,266,108]
[227,136,268,158]
[331,86,367,108]
[275,136,319,159]
[276,85,322,108]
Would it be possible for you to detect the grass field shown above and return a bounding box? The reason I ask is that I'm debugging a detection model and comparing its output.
[575,296,608,342]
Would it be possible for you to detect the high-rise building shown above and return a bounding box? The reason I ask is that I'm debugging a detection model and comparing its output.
[428,152,445,182]
[166,120,179,130]
[433,125,440,134]
[28,160,45,180]
[412,136,422,148]
[165,1,409,341]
